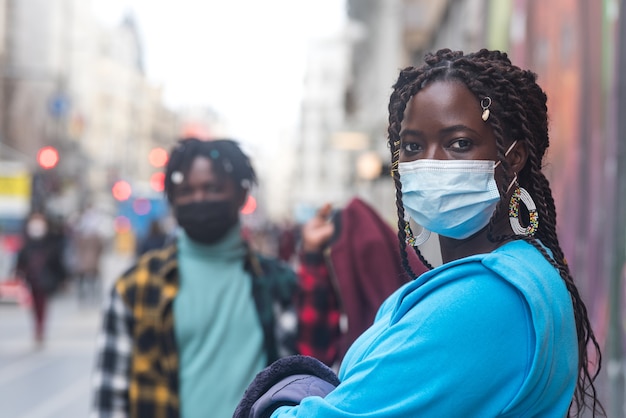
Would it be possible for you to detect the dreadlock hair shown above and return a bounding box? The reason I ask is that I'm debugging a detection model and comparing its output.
[387,48,603,417]
[163,137,257,204]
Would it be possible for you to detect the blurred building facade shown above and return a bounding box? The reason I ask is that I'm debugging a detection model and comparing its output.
[0,0,179,221]
[291,0,467,224]
[290,0,625,414]
[86,15,179,213]
[291,31,355,222]
[0,0,5,137]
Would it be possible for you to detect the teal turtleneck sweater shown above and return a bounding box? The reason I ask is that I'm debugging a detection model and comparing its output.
[174,224,266,418]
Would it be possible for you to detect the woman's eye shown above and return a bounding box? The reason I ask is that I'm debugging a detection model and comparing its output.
[401,142,421,154]
[449,138,472,150]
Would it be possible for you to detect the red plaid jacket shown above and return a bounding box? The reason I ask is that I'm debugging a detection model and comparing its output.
[295,198,428,369]
[296,250,343,367]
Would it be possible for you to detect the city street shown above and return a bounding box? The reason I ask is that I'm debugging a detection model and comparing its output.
[0,250,133,418]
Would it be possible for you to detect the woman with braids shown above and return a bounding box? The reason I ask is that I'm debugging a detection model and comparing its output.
[234,49,604,418]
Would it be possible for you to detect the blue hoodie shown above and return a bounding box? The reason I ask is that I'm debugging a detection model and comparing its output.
[272,240,577,417]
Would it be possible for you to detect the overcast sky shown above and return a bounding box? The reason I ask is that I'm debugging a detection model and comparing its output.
[91,0,346,148]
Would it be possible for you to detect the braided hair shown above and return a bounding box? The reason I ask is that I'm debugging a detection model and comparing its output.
[163,137,257,204]
[387,49,603,417]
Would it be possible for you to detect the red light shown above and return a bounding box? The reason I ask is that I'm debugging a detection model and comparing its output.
[37,146,59,169]
[112,180,132,201]
[241,196,257,215]
[148,147,169,167]
[150,172,165,192]
[181,122,212,140]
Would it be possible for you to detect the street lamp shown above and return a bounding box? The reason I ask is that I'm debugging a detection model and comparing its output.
[356,151,383,180]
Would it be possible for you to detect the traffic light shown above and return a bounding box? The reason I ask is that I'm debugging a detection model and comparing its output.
[148,147,168,167]
[112,180,132,201]
[241,195,257,215]
[37,146,59,169]
[150,172,165,192]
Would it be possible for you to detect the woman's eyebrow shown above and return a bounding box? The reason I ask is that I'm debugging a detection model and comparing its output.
[400,125,480,138]
[439,124,480,136]
[399,128,423,138]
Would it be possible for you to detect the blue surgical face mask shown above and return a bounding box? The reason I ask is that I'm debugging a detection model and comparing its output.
[398,159,501,240]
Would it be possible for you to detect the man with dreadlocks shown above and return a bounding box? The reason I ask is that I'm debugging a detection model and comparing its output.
[234,49,604,418]
[91,138,300,418]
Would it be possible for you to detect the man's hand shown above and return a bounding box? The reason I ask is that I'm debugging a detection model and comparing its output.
[300,203,335,253]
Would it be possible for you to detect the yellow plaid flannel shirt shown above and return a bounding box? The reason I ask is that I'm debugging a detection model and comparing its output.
[91,242,299,418]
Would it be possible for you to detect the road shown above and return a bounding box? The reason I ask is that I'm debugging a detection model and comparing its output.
[0,250,133,418]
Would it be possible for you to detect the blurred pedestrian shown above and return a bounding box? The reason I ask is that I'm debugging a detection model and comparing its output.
[277,219,297,264]
[135,218,169,257]
[297,197,427,368]
[15,211,67,346]
[73,205,106,304]
[234,48,603,417]
[91,138,300,418]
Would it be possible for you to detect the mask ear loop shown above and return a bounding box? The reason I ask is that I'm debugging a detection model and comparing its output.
[494,140,518,169]
[494,140,518,194]
[505,174,518,194]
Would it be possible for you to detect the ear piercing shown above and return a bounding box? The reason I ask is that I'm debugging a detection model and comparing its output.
[481,97,492,121]
[171,171,184,184]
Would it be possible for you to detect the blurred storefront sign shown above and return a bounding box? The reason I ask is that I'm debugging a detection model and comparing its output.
[0,161,31,303]
[332,131,369,150]
[0,161,31,233]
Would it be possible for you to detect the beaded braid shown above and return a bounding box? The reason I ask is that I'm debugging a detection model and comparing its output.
[386,48,603,417]
[388,66,440,273]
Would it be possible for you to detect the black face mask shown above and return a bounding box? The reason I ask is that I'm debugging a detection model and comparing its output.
[175,200,239,244]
